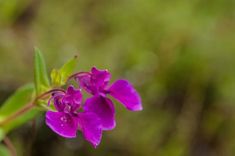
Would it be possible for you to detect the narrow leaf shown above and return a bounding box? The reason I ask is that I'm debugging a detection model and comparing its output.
[0,84,34,117]
[2,109,39,132]
[34,48,50,95]
[0,84,39,132]
[59,56,78,79]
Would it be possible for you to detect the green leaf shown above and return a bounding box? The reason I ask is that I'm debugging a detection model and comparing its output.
[34,48,50,95]
[51,56,78,86]
[59,56,78,79]
[50,69,62,87]
[0,144,10,156]
[2,108,39,133]
[0,84,34,117]
[0,84,40,132]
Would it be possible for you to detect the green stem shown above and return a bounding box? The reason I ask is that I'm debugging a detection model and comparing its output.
[0,88,64,127]
[0,103,35,127]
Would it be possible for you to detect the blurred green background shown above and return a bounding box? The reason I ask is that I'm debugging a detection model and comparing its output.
[0,0,235,155]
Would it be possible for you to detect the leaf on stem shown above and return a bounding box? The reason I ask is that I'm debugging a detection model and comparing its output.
[0,84,39,132]
[34,48,50,95]
[51,56,78,86]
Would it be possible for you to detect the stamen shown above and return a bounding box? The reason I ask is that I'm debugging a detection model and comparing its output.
[64,105,72,113]
[36,88,66,101]
[67,72,91,82]
[47,91,65,106]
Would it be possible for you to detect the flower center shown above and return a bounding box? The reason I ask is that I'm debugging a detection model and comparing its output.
[64,104,72,113]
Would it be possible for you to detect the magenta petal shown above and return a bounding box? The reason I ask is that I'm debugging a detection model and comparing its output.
[91,67,111,89]
[63,86,82,112]
[66,86,82,104]
[84,96,116,130]
[109,80,142,111]
[76,67,111,95]
[52,93,66,112]
[77,74,94,94]
[46,111,79,138]
[78,112,102,148]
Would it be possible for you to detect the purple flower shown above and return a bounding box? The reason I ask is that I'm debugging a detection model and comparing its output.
[75,67,142,130]
[45,67,142,148]
[46,86,102,148]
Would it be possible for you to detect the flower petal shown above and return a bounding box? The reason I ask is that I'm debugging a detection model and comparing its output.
[63,85,82,112]
[51,93,66,112]
[91,67,111,89]
[84,95,116,130]
[78,112,102,148]
[76,74,94,94]
[76,67,111,95]
[109,80,142,111]
[46,111,79,138]
[66,85,82,103]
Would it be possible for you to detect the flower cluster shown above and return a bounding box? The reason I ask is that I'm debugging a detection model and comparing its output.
[45,67,142,147]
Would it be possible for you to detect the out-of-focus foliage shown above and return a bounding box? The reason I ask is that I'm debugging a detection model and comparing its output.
[0,84,38,132]
[0,144,10,156]
[0,0,235,156]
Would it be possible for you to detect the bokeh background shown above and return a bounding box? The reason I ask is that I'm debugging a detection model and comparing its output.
[1,0,235,156]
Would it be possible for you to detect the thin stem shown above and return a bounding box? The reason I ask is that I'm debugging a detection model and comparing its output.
[66,72,90,82]
[35,88,65,101]
[0,103,34,127]
[0,88,65,127]
[3,136,17,156]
